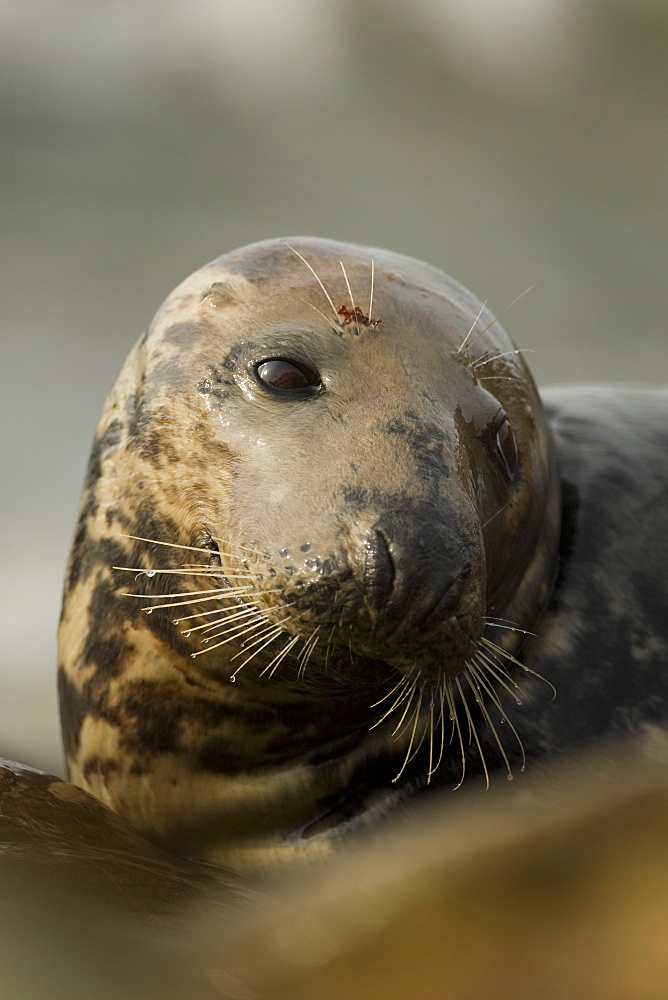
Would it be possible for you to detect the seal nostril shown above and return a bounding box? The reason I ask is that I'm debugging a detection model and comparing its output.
[362,528,396,618]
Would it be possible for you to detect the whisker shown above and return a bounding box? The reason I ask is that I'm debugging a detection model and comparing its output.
[445,680,466,790]
[136,593,229,611]
[230,624,289,679]
[391,677,420,739]
[206,617,269,647]
[469,348,533,371]
[455,676,489,790]
[469,660,526,770]
[456,299,487,355]
[369,673,415,730]
[477,285,535,337]
[120,532,263,558]
[286,244,338,318]
[135,589,268,612]
[392,687,425,783]
[261,634,301,678]
[475,647,526,704]
[481,503,509,529]
[194,606,268,637]
[427,677,446,779]
[297,627,321,679]
[114,566,254,579]
[483,619,536,637]
[481,637,556,700]
[370,666,414,709]
[323,624,337,669]
[368,258,375,324]
[190,618,269,657]
[340,260,360,336]
[464,666,513,781]
[427,700,435,782]
[299,297,334,326]
[124,586,226,600]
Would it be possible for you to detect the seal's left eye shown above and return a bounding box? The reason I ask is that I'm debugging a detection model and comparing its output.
[254,358,322,395]
[496,414,519,480]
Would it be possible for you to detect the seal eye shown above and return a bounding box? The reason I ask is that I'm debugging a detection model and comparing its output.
[496,414,519,480]
[254,358,322,395]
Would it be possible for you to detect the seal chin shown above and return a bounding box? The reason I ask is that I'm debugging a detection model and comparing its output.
[361,607,484,683]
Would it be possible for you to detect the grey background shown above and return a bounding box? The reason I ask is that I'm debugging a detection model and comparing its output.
[1,0,666,775]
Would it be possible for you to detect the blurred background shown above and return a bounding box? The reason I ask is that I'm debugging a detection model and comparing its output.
[1,0,666,775]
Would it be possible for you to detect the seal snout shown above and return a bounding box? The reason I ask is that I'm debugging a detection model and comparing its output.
[350,511,475,643]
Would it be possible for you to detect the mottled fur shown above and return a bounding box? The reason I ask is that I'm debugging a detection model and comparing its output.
[58,238,668,872]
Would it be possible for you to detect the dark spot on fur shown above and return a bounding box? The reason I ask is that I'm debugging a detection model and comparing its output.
[125,382,181,465]
[222,243,298,283]
[118,680,226,757]
[161,322,208,348]
[82,756,119,781]
[83,574,138,679]
[221,342,259,373]
[68,530,128,596]
[341,485,370,508]
[84,420,123,492]
[57,667,89,761]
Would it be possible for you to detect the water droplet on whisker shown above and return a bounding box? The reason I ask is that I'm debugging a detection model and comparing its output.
[507,773,514,781]
[146,570,156,578]
[182,631,191,637]
[144,608,153,615]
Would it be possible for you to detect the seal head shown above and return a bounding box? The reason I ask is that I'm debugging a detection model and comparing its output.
[58,237,560,869]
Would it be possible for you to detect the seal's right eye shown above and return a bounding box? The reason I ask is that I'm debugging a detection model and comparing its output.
[254,358,322,395]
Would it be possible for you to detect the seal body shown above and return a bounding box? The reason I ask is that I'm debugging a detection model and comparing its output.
[57,237,668,870]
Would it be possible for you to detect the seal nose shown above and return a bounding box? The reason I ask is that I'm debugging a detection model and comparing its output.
[354,513,471,634]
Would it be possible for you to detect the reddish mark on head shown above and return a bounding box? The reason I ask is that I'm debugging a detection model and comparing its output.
[337,305,382,329]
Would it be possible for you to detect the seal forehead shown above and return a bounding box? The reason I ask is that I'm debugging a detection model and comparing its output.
[147,237,517,376]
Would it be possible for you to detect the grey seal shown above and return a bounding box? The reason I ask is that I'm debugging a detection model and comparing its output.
[57,237,668,871]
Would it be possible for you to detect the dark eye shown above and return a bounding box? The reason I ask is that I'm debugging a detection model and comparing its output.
[495,413,518,480]
[254,358,322,395]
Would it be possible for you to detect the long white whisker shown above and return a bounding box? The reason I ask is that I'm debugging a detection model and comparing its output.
[455,676,489,790]
[391,678,420,738]
[427,677,446,779]
[230,625,289,678]
[456,299,487,355]
[481,637,556,700]
[470,659,526,770]
[340,260,360,336]
[261,634,301,677]
[392,687,425,783]
[464,667,513,781]
[445,680,466,790]
[287,244,338,318]
[299,297,333,326]
[368,258,375,324]
[470,348,533,371]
